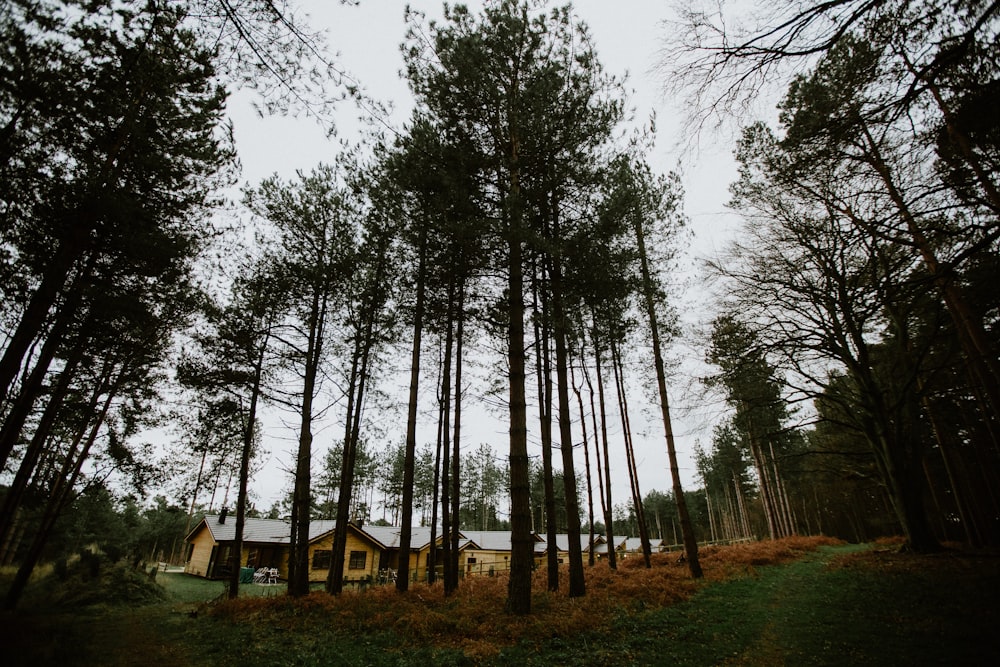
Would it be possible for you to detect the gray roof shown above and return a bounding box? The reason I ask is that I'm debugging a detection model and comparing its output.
[190,515,337,545]
[188,518,623,556]
[461,530,522,552]
[621,537,664,552]
[554,533,605,553]
[355,524,435,550]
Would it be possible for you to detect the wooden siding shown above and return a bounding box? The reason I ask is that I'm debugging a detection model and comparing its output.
[184,526,216,577]
[462,549,511,576]
[306,529,381,583]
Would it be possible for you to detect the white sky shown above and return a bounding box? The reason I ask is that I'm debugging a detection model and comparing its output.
[221,1,747,519]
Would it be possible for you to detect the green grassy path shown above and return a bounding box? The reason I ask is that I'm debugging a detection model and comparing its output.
[501,544,999,666]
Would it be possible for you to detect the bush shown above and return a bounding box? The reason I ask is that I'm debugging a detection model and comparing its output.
[103,543,124,564]
[80,551,101,580]
[50,559,167,608]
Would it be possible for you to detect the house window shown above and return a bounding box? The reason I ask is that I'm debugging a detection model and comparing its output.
[467,557,477,564]
[312,550,332,570]
[348,550,366,570]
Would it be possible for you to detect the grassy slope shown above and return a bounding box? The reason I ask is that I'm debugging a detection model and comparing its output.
[4,541,998,666]
[497,544,1000,666]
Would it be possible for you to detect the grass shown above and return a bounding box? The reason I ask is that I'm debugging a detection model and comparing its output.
[2,537,998,666]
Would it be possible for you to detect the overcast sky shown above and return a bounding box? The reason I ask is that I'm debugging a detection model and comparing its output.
[223,1,747,519]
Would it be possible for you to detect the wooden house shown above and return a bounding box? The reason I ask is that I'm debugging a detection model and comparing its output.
[184,514,297,579]
[184,514,373,583]
[303,523,388,584]
[184,515,435,585]
[454,530,535,576]
[185,516,620,585]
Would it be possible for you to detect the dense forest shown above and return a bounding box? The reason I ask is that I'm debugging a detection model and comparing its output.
[1,0,997,615]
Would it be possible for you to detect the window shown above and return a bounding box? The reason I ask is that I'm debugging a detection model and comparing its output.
[312,550,332,570]
[348,550,366,570]
[467,557,477,564]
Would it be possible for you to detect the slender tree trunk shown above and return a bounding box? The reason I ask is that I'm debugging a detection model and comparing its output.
[549,252,585,596]
[184,450,208,539]
[3,354,121,610]
[397,232,427,591]
[0,326,90,545]
[290,288,326,596]
[438,287,455,593]
[448,275,466,594]
[610,338,652,568]
[505,136,533,616]
[571,360,596,566]
[705,489,718,543]
[428,386,444,585]
[734,473,752,539]
[0,273,87,471]
[228,332,268,599]
[328,352,362,593]
[531,261,559,590]
[0,239,84,410]
[589,326,617,569]
[632,215,702,577]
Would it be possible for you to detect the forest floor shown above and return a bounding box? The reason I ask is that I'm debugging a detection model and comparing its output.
[2,537,998,666]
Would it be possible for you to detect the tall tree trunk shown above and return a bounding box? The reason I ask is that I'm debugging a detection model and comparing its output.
[428,389,445,585]
[438,286,456,593]
[588,326,617,569]
[505,132,533,615]
[746,418,779,539]
[549,254,585,596]
[448,274,466,594]
[0,239,84,409]
[289,289,326,597]
[327,351,362,594]
[184,450,208,538]
[633,215,702,577]
[228,333,268,599]
[571,360,597,566]
[610,338,652,568]
[531,260,559,591]
[0,273,87,472]
[0,325,89,545]
[397,232,427,591]
[4,353,121,610]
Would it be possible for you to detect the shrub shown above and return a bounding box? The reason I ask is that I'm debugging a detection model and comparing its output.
[54,558,69,582]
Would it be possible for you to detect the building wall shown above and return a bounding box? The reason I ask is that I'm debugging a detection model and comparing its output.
[462,549,511,576]
[306,530,382,583]
[184,527,216,577]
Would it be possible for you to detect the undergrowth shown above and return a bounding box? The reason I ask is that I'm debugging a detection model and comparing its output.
[206,535,843,661]
[43,556,167,609]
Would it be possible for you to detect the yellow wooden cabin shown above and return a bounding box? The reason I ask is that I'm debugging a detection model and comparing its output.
[184,514,433,585]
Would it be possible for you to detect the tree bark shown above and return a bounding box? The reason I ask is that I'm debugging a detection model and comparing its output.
[397,231,427,591]
[550,255,585,595]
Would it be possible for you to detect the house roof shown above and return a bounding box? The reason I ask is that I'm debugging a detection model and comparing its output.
[621,537,664,552]
[592,536,673,554]
[186,518,624,556]
[459,530,531,552]
[354,524,435,550]
[187,515,337,545]
[556,533,606,553]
